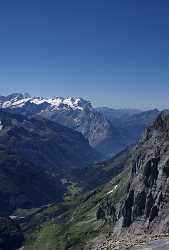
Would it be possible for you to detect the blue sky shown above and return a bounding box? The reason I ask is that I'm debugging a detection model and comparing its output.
[0,0,169,109]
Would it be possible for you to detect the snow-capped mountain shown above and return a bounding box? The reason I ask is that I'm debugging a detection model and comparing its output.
[0,93,91,111]
[0,93,110,151]
[0,93,159,158]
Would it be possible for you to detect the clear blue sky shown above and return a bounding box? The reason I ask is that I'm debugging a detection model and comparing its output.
[0,0,169,109]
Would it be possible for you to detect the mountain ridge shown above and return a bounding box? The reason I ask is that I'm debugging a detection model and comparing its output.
[0,93,160,158]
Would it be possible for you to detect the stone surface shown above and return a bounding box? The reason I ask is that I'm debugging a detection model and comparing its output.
[92,234,169,250]
[117,111,169,234]
[92,111,169,249]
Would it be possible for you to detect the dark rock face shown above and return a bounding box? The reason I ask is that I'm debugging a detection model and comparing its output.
[145,192,154,218]
[133,190,147,219]
[122,190,134,227]
[143,158,159,187]
[149,205,159,223]
[96,207,106,220]
[0,217,24,250]
[113,110,169,234]
[96,197,116,222]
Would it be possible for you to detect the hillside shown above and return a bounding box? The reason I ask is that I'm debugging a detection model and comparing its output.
[0,110,101,215]
[0,148,65,215]
[13,147,132,250]
[16,110,169,250]
[0,111,99,172]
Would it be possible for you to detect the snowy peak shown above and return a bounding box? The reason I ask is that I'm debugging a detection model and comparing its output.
[0,93,92,111]
[42,96,91,110]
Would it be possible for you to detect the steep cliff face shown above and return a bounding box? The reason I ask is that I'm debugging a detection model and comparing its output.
[91,111,169,249]
[111,110,169,234]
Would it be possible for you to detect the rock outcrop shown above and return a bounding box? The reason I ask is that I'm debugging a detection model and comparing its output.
[93,110,169,249]
[115,110,169,234]
[96,196,116,222]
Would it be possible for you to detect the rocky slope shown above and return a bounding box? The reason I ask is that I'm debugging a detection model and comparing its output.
[0,93,159,157]
[92,110,169,249]
[118,110,169,233]
[93,233,169,250]
[10,147,132,250]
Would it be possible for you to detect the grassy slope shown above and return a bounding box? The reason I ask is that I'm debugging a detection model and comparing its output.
[19,150,132,250]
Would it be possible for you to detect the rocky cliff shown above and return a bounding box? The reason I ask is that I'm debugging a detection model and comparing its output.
[89,110,169,250]
[120,110,169,234]
[96,110,169,240]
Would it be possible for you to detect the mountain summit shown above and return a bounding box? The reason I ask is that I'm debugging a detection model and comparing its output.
[0,93,91,111]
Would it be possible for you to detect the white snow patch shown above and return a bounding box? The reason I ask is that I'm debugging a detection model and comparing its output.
[1,95,86,111]
[63,97,83,110]
[9,215,25,220]
[2,98,30,108]
[107,185,118,195]
[30,98,47,105]
[11,98,31,107]
[2,101,13,108]
[47,97,63,107]
[0,121,3,130]
[46,97,84,110]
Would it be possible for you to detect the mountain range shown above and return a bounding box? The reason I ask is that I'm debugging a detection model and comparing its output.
[1,93,168,250]
[0,93,159,157]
